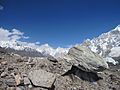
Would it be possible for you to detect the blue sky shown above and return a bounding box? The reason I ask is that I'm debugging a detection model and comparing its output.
[0,0,120,47]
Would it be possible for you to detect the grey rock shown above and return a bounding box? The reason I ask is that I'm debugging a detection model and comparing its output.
[24,77,31,85]
[28,84,32,88]
[6,78,16,87]
[67,45,108,72]
[28,69,56,88]
[16,86,25,90]
[7,87,16,90]
[16,58,24,62]
[0,80,3,85]
[47,56,58,62]
[1,71,7,78]
[16,87,22,90]
[0,46,120,90]
[27,58,33,63]
[54,75,82,90]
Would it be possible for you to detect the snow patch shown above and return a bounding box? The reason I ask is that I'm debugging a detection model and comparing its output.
[109,47,120,58]
[104,57,118,65]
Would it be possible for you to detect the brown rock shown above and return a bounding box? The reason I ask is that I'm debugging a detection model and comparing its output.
[1,61,7,65]
[15,74,23,85]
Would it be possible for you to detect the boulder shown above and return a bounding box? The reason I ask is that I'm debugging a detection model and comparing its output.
[24,77,31,85]
[28,69,56,88]
[67,45,108,72]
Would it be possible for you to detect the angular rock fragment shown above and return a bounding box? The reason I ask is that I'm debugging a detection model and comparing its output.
[1,71,7,78]
[7,87,16,90]
[67,45,108,72]
[15,74,23,86]
[28,69,56,88]
[1,61,7,65]
[24,77,31,85]
[6,78,16,87]
[47,56,58,63]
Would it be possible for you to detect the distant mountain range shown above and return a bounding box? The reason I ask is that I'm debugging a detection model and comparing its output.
[0,40,69,57]
[0,25,120,60]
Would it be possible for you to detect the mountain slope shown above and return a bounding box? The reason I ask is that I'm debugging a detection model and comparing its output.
[82,25,120,65]
[83,25,120,57]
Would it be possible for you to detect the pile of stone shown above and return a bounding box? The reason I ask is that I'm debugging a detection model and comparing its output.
[0,45,120,90]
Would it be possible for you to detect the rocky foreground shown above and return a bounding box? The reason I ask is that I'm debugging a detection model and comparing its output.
[0,45,120,90]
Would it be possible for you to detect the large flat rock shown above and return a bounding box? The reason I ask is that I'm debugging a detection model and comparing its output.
[28,69,56,88]
[67,45,108,72]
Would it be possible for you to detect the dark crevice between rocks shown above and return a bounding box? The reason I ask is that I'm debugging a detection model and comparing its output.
[62,65,102,82]
[48,81,55,90]
[95,66,107,72]
[29,78,55,90]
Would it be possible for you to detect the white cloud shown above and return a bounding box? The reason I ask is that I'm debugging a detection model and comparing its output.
[11,29,24,35]
[0,27,70,57]
[23,36,29,39]
[0,5,4,10]
[0,28,27,41]
[35,42,40,45]
[0,28,11,41]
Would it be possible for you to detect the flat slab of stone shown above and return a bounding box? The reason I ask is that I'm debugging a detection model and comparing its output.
[28,69,56,88]
[67,45,108,72]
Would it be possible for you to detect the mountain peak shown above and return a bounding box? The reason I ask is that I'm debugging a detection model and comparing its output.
[86,25,120,57]
[113,25,120,31]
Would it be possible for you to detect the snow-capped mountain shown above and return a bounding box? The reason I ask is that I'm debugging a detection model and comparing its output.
[82,25,120,65]
[0,27,69,57]
[35,44,69,57]
[0,25,120,60]
[0,40,69,57]
[83,25,120,57]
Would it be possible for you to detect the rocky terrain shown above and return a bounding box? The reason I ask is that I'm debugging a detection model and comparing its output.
[0,44,120,90]
[0,25,120,90]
